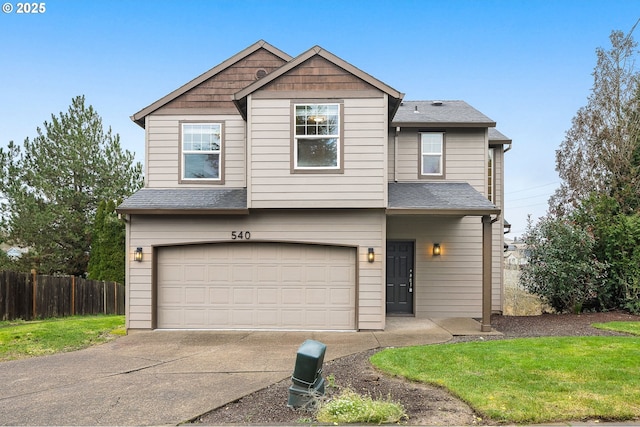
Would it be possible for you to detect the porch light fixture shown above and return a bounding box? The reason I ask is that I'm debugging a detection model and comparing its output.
[367,247,375,263]
[433,243,441,256]
[134,247,143,262]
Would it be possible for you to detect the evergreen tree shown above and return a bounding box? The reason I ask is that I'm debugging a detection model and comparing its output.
[88,200,125,284]
[0,96,142,275]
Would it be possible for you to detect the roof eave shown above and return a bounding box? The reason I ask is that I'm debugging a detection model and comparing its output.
[386,207,501,216]
[116,208,250,215]
[391,121,497,128]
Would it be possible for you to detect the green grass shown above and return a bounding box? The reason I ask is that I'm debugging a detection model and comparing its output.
[0,315,125,361]
[371,336,640,424]
[592,321,640,335]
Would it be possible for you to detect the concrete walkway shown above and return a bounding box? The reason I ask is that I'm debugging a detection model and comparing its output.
[0,318,495,426]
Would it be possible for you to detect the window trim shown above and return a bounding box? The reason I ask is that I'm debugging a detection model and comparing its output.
[178,120,225,185]
[418,131,445,179]
[290,101,344,174]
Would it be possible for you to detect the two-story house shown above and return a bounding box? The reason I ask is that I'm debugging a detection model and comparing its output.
[118,40,511,332]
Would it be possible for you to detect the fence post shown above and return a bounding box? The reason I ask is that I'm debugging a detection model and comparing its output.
[71,276,76,316]
[31,269,37,319]
[103,281,107,315]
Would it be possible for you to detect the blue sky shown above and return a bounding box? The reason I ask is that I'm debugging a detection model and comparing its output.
[1,0,638,236]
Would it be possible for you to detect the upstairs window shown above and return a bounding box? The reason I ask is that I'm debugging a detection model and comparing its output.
[294,103,341,170]
[488,148,495,201]
[420,132,444,177]
[181,123,222,181]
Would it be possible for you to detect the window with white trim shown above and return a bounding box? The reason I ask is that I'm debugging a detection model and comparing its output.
[181,123,221,180]
[420,132,443,176]
[294,104,340,169]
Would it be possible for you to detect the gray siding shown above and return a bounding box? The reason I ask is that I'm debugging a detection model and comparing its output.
[387,216,484,317]
[248,96,388,208]
[145,114,246,188]
[125,209,386,330]
[390,128,487,192]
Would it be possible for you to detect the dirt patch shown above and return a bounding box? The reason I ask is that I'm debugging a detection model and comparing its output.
[194,311,640,425]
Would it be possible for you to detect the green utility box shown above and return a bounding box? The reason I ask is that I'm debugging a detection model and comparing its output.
[287,339,326,409]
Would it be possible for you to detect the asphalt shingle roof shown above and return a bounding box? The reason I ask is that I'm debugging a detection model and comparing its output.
[388,182,499,214]
[489,128,512,143]
[117,188,247,213]
[392,100,496,127]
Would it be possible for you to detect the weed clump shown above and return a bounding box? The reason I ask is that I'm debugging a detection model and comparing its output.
[315,388,407,424]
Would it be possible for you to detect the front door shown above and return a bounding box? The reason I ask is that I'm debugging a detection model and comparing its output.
[386,240,414,315]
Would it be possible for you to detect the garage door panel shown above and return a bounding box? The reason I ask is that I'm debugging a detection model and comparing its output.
[184,309,206,326]
[231,265,253,282]
[158,243,356,330]
[330,288,352,304]
[159,287,182,304]
[159,264,183,282]
[158,308,182,327]
[331,265,353,282]
[208,309,230,325]
[257,310,278,326]
[184,266,206,282]
[257,265,278,282]
[232,309,255,326]
[257,288,278,304]
[209,288,230,304]
[185,287,206,304]
[306,288,327,304]
[282,288,304,305]
[232,288,254,304]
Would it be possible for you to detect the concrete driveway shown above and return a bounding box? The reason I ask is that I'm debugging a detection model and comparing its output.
[0,318,493,426]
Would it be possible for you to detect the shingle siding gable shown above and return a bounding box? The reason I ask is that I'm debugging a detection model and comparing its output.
[159,48,289,112]
[259,56,377,93]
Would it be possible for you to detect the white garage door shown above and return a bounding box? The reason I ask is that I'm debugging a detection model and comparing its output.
[157,243,356,330]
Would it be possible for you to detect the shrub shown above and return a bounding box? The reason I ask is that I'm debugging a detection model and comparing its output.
[520,215,607,313]
[576,195,640,313]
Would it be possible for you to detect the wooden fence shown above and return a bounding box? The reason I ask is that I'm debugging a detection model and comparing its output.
[0,270,125,321]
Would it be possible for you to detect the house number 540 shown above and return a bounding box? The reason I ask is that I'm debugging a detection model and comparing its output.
[231,231,251,240]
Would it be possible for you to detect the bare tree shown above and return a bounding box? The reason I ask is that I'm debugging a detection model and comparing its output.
[551,21,640,216]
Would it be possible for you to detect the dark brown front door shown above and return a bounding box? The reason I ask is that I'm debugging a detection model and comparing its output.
[386,240,414,314]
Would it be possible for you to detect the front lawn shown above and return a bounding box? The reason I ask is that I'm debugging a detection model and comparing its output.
[0,315,125,361]
[593,321,640,335]
[371,334,640,424]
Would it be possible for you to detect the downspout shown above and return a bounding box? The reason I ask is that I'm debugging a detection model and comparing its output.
[504,142,512,154]
[394,127,400,182]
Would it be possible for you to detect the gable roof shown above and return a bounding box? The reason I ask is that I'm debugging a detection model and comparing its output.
[392,100,496,128]
[232,45,404,120]
[131,40,292,128]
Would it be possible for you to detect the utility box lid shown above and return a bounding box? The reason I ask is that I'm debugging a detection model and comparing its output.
[292,339,326,386]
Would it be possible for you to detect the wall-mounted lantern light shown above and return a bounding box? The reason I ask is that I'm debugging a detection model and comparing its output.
[134,247,143,262]
[433,243,441,256]
[367,247,375,263]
